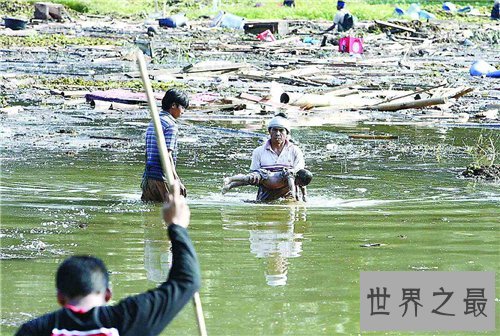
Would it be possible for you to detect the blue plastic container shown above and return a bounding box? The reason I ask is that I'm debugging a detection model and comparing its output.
[470,60,496,77]
[486,70,500,78]
[457,6,472,13]
[394,7,405,16]
[158,14,187,28]
[442,2,457,11]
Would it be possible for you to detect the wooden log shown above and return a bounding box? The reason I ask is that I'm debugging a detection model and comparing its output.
[238,92,264,103]
[378,82,447,104]
[277,75,323,87]
[280,92,332,107]
[370,97,448,111]
[393,35,428,42]
[324,87,360,97]
[374,20,417,34]
[450,87,474,99]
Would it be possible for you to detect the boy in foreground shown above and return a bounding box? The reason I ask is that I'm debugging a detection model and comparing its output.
[222,168,312,202]
[16,182,200,336]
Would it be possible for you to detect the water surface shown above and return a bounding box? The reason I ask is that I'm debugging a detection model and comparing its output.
[1,113,499,335]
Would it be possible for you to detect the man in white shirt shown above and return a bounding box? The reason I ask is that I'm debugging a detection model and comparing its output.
[249,113,306,202]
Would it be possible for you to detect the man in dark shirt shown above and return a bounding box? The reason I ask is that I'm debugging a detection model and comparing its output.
[16,182,200,336]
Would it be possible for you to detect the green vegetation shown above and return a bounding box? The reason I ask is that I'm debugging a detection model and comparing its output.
[0,34,125,48]
[0,0,153,18]
[0,0,32,18]
[465,133,499,168]
[188,1,394,21]
[0,0,491,21]
[0,95,8,108]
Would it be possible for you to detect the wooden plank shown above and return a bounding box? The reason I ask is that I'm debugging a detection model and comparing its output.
[374,20,417,34]
[244,20,289,36]
[182,62,249,73]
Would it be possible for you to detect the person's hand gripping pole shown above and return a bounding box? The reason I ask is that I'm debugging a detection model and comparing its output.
[137,51,207,336]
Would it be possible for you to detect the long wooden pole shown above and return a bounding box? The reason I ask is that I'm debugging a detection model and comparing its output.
[370,97,448,112]
[136,51,208,336]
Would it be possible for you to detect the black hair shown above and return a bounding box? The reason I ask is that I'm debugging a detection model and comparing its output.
[295,169,312,186]
[161,88,189,111]
[56,256,109,298]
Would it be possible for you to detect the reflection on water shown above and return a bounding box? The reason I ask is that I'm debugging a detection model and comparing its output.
[222,206,308,287]
[143,222,172,283]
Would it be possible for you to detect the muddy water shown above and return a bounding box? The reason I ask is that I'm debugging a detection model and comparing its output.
[1,108,499,335]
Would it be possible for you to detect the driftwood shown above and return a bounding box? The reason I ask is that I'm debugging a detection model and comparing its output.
[379,82,448,104]
[374,20,417,34]
[238,92,265,103]
[238,72,315,87]
[280,93,333,107]
[183,62,249,73]
[370,97,448,111]
[393,35,428,43]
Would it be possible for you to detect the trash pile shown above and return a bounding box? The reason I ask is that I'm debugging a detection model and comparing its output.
[1,2,498,129]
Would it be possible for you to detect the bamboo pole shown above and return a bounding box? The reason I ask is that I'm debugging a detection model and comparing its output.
[136,50,208,336]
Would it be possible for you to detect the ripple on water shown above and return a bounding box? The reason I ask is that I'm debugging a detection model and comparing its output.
[190,192,396,209]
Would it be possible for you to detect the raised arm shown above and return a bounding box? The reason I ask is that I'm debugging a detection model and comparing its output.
[110,182,200,335]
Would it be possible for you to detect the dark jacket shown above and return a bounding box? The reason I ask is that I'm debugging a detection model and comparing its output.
[16,225,200,336]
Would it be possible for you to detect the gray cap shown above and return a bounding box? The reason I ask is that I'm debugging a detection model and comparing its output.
[267,115,291,134]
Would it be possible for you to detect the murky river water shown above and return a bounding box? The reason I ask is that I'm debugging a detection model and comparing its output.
[1,106,498,335]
